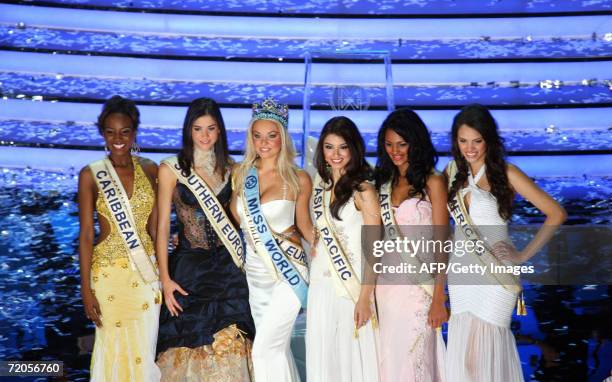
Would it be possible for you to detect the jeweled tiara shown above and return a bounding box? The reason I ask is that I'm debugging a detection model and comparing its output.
[251,98,289,129]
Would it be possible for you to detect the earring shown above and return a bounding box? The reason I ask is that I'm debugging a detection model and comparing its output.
[104,144,110,156]
[325,162,331,172]
[131,142,140,156]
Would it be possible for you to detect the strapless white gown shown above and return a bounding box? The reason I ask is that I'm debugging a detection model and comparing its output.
[237,198,301,382]
[306,195,380,382]
[447,166,524,382]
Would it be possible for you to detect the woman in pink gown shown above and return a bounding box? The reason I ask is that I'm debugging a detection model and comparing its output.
[375,109,449,382]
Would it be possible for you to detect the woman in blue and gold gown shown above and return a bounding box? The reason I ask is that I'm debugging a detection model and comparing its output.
[155,98,255,381]
[78,95,161,381]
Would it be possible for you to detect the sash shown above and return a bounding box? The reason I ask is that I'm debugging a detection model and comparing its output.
[446,160,521,294]
[90,158,159,284]
[241,167,309,307]
[312,174,362,303]
[162,156,245,269]
[379,181,434,297]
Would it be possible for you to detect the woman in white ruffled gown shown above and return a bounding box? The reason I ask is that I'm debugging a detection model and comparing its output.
[445,104,566,382]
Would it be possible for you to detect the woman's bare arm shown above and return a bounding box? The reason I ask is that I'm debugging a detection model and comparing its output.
[426,173,450,328]
[295,169,315,245]
[496,164,567,263]
[354,182,382,328]
[155,163,188,316]
[78,166,103,327]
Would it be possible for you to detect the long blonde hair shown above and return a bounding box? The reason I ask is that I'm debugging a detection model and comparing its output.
[233,119,300,198]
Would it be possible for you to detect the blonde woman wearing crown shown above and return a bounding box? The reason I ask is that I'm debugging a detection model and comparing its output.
[230,98,315,382]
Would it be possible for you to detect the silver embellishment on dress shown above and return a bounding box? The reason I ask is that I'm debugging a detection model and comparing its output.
[193,147,216,175]
[193,147,227,194]
[412,292,433,381]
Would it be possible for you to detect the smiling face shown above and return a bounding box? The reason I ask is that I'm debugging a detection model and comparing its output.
[252,119,282,160]
[457,124,487,166]
[384,128,409,170]
[102,113,136,155]
[323,133,351,171]
[191,115,219,151]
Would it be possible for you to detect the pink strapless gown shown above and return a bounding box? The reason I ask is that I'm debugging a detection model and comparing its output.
[376,198,446,382]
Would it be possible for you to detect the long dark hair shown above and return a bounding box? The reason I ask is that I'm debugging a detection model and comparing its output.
[449,104,514,220]
[314,116,372,220]
[177,97,233,179]
[97,95,140,133]
[375,108,438,200]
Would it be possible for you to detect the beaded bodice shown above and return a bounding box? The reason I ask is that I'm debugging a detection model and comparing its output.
[92,157,155,269]
[173,176,232,251]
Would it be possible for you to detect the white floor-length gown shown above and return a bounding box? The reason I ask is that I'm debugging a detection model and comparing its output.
[447,165,524,382]
[237,198,301,382]
[306,194,379,382]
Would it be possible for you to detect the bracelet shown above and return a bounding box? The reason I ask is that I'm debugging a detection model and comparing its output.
[312,226,320,246]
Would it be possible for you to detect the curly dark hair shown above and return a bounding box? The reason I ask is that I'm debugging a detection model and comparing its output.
[449,104,514,221]
[177,97,233,179]
[375,108,438,200]
[96,95,140,134]
[314,116,373,220]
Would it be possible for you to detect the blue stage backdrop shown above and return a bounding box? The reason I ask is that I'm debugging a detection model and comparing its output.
[0,1,610,381]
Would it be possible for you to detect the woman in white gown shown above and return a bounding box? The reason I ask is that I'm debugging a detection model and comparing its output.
[230,98,314,382]
[445,104,566,382]
[307,116,380,382]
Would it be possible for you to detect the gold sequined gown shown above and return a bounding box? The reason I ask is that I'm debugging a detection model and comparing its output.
[90,157,161,381]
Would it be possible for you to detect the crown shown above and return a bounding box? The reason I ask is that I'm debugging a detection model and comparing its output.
[251,98,289,129]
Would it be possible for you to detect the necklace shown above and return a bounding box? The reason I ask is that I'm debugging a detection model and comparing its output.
[108,155,132,169]
[193,147,216,175]
[193,147,227,194]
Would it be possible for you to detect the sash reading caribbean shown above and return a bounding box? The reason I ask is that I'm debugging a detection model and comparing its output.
[446,160,521,294]
[89,158,158,284]
[379,181,434,297]
[242,167,309,307]
[312,174,361,303]
[162,156,244,269]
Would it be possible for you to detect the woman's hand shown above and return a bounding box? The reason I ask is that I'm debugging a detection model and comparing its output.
[427,299,449,328]
[354,297,373,329]
[82,288,102,327]
[162,278,189,317]
[492,241,524,264]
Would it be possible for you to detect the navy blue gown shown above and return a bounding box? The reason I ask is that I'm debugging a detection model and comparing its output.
[157,180,254,354]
